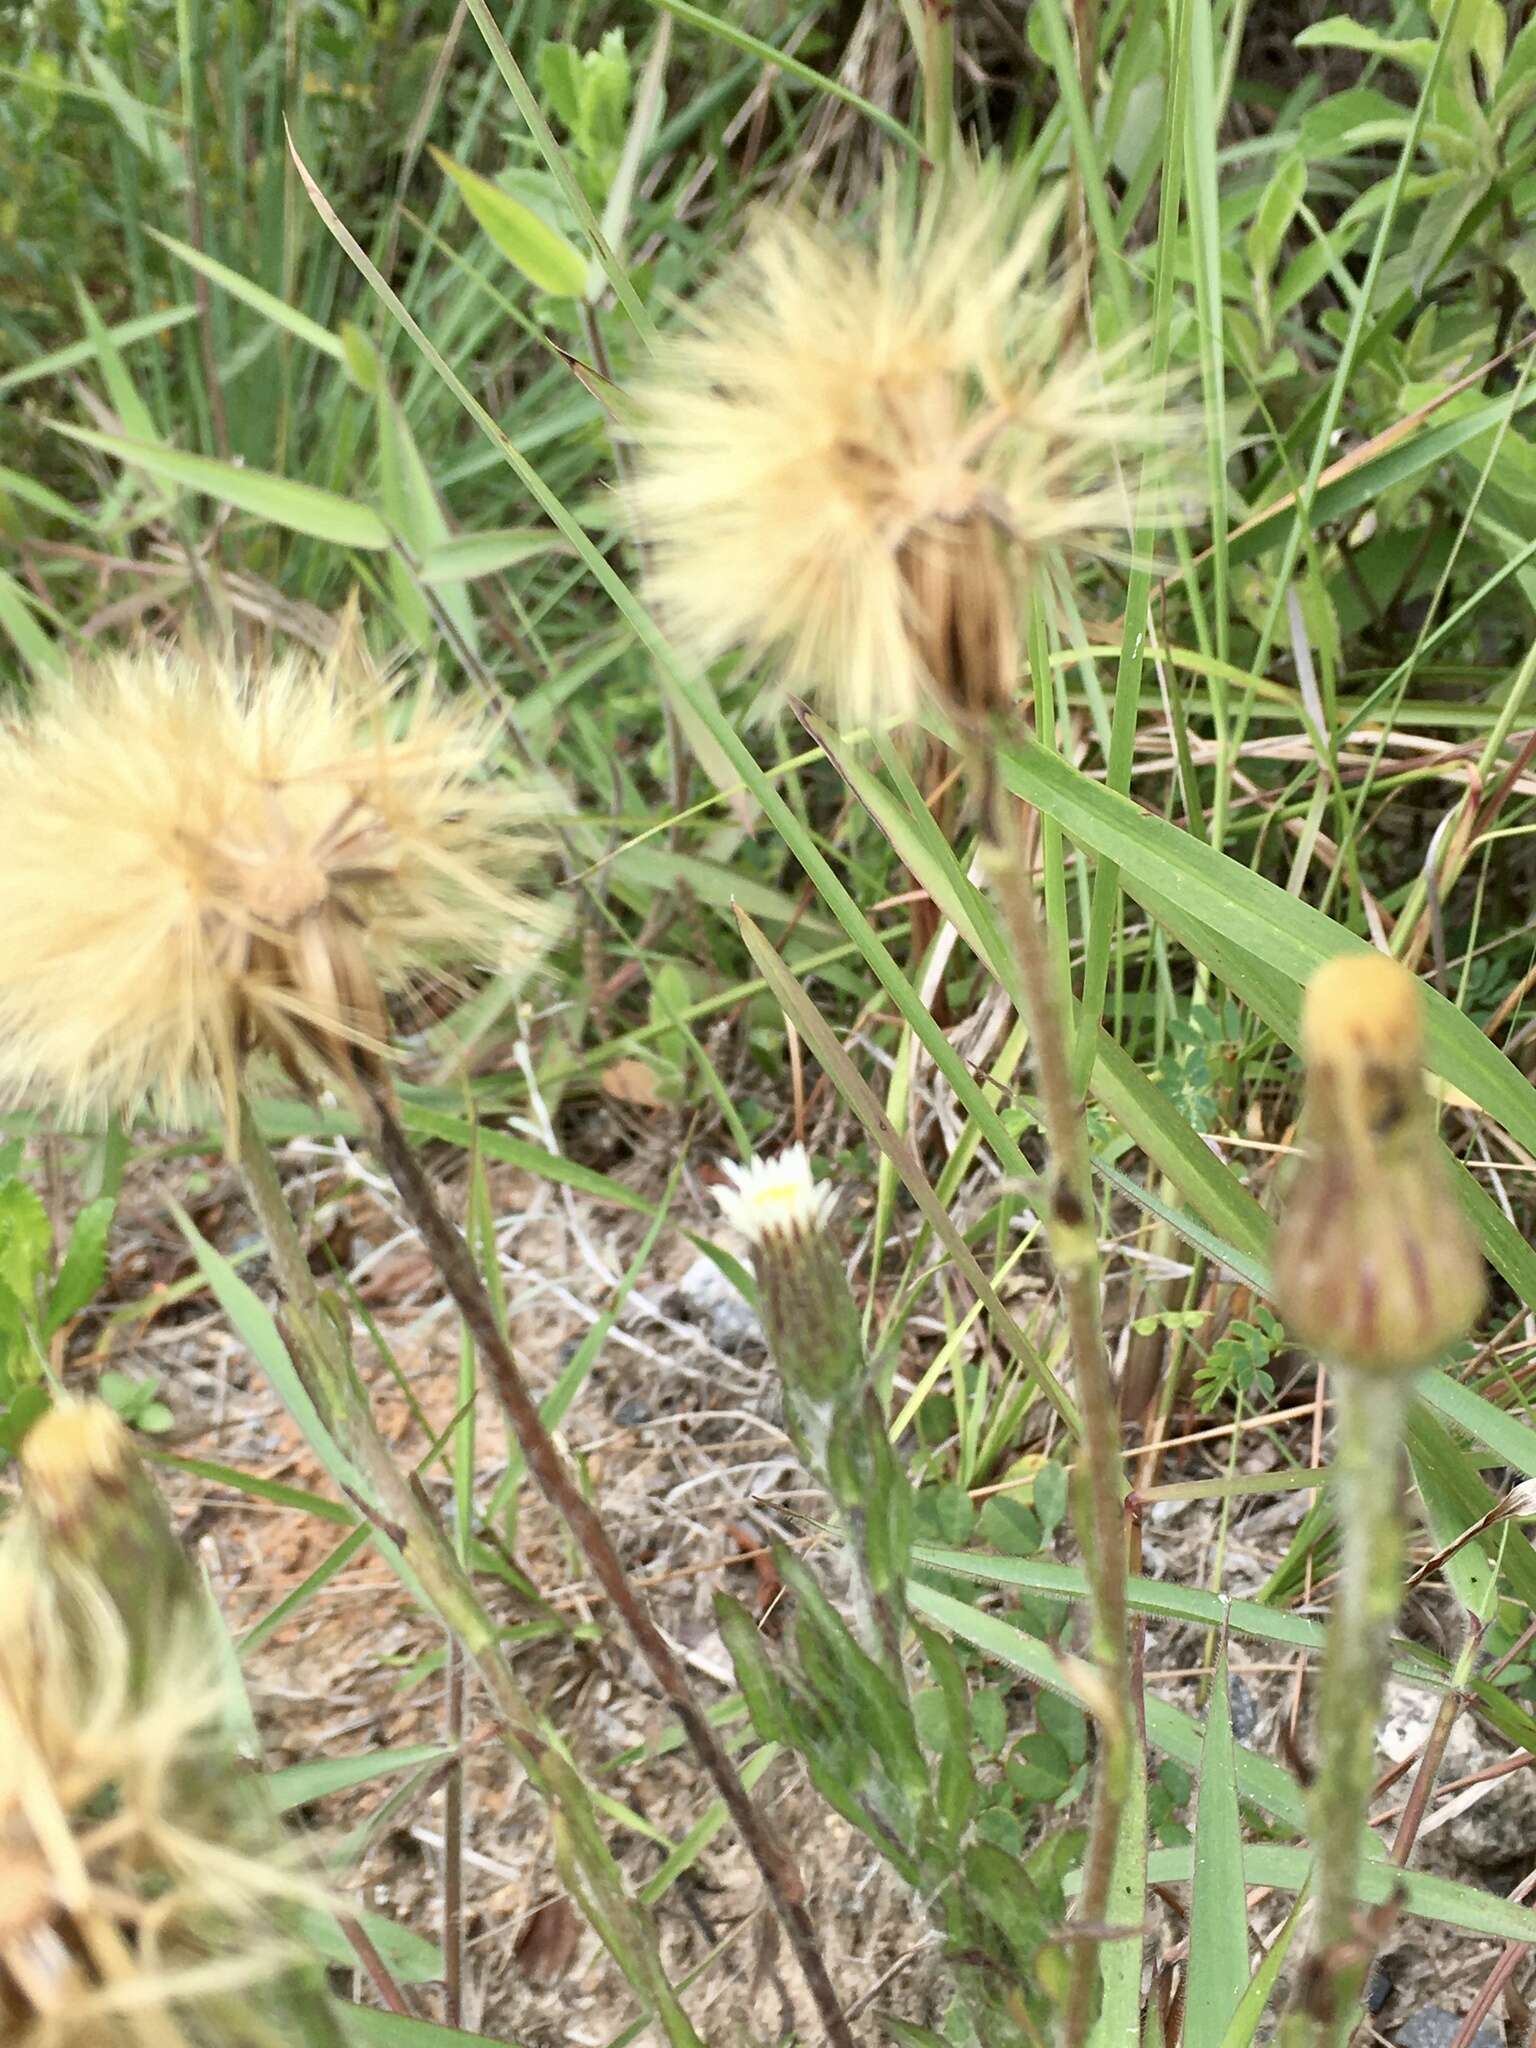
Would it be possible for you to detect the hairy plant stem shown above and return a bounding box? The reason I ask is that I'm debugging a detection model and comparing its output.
[918,0,955,172]
[985,786,1134,2048]
[234,1098,704,2048]
[359,1082,856,2048]
[1292,1371,1411,2046]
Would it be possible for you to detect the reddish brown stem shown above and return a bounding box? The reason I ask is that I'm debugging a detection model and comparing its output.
[364,1086,855,2048]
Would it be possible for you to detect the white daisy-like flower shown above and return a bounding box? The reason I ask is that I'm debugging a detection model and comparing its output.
[713,1144,836,1246]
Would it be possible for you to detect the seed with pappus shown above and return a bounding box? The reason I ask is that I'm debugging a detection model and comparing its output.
[630,174,1181,731]
[1273,953,1484,1375]
[0,646,558,1132]
[2,1401,347,2047]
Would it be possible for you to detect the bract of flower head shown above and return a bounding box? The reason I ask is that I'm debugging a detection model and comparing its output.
[0,644,558,1136]
[0,1514,343,2045]
[713,1144,836,1246]
[630,171,1180,733]
[1274,954,1483,1377]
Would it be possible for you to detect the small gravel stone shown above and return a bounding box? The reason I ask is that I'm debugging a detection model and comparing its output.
[1227,1673,1258,1743]
[1396,2006,1503,2048]
[1380,1681,1536,1870]
[675,1253,765,1353]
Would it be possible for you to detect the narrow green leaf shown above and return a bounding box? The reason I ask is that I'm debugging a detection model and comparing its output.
[636,0,921,150]
[416,529,569,582]
[48,421,392,549]
[305,1908,442,1984]
[0,567,67,682]
[1090,1725,1148,2047]
[147,228,346,359]
[1186,1634,1248,2044]
[270,1742,452,1812]
[1217,1892,1306,2048]
[170,1203,370,1503]
[639,1744,780,1905]
[735,906,1076,1429]
[912,1584,1536,1943]
[341,2010,532,2048]
[0,306,199,397]
[996,735,1536,1165]
[1148,1840,1536,1945]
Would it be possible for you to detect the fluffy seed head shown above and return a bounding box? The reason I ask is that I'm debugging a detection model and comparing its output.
[630,176,1178,729]
[0,645,558,1131]
[1274,955,1483,1376]
[0,1505,339,2044]
[713,1144,836,1246]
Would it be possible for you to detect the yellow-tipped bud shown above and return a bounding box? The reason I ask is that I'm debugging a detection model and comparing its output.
[1302,951,1424,1069]
[18,1398,133,1532]
[1274,955,1483,1376]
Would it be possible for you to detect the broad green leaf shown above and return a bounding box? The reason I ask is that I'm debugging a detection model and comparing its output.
[1406,1405,1536,1619]
[48,421,392,549]
[431,148,588,295]
[0,1181,52,1316]
[1292,19,1435,72]
[1246,152,1306,280]
[1185,1636,1248,2044]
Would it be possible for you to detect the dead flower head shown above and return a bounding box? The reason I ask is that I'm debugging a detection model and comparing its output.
[630,173,1180,731]
[0,644,559,1131]
[1273,953,1484,1377]
[1,1409,345,2046]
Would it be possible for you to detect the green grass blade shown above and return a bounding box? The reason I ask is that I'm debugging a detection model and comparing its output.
[48,420,391,548]
[1185,1633,1248,2045]
[147,227,346,359]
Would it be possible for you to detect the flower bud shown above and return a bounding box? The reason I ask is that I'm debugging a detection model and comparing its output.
[2,1400,349,2046]
[1274,954,1483,1376]
[714,1147,864,1408]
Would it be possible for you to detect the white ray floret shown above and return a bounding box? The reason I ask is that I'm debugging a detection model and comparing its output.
[713,1145,835,1246]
